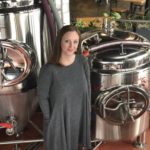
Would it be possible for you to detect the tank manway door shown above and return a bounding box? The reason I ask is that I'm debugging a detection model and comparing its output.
[95,85,149,125]
[0,40,36,87]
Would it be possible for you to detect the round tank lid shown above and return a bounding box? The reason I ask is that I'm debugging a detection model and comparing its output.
[91,41,150,72]
[0,40,36,87]
[95,85,149,125]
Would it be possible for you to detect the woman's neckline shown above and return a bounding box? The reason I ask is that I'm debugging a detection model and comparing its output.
[59,55,77,67]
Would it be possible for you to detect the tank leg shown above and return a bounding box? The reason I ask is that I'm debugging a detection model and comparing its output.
[134,131,147,149]
[13,144,21,150]
[13,133,21,150]
[91,139,102,150]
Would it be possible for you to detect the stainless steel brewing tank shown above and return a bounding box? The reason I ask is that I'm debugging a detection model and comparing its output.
[91,41,150,94]
[0,0,51,67]
[81,30,150,141]
[0,40,37,134]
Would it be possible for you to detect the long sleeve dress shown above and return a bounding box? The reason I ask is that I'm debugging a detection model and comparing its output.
[37,54,91,150]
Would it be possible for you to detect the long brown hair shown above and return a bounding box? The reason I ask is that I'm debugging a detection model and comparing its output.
[49,25,81,64]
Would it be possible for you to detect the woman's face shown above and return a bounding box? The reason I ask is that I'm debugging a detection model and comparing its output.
[61,31,79,57]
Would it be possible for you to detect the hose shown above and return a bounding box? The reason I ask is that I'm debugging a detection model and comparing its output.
[41,0,63,49]
[47,0,63,29]
[41,0,57,47]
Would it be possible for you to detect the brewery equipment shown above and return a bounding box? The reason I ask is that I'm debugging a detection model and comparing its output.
[81,29,150,148]
[0,0,62,67]
[0,1,62,149]
[0,0,62,134]
[0,39,37,135]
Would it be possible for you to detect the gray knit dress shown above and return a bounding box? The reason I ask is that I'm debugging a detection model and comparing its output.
[37,54,91,150]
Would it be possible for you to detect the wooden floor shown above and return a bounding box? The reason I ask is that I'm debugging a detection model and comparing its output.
[96,129,150,150]
[0,111,150,150]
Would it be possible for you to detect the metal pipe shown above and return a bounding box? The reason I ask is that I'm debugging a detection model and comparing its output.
[24,142,42,150]
[0,139,44,145]
[89,40,150,52]
[134,131,147,149]
[28,120,43,136]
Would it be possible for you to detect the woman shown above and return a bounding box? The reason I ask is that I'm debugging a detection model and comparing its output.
[37,25,91,150]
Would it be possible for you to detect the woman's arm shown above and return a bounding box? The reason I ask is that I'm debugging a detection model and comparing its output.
[37,64,52,120]
[83,57,91,111]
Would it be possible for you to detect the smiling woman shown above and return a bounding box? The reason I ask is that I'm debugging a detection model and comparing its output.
[59,31,80,66]
[37,25,92,150]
